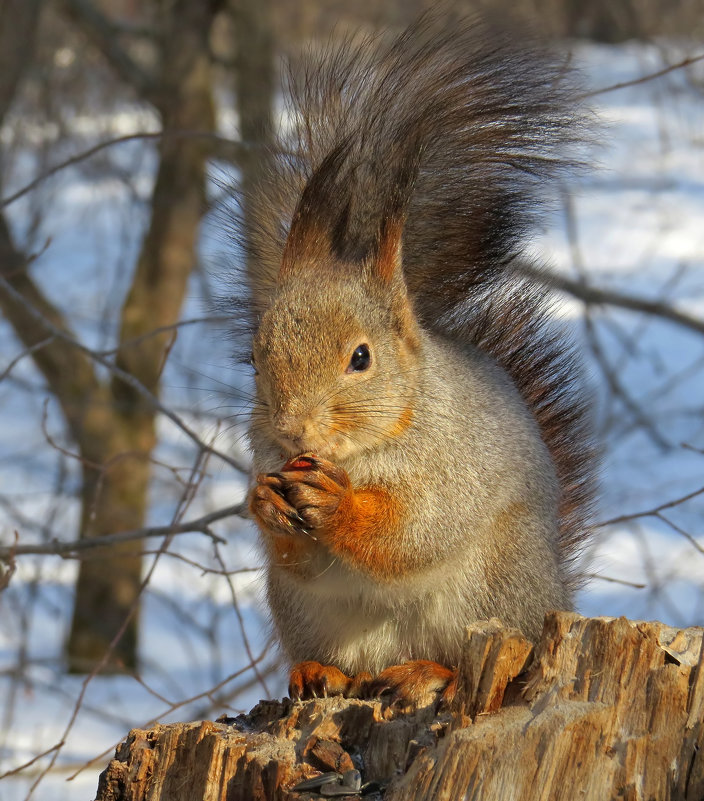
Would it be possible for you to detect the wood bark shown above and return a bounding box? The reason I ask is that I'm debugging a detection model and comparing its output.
[93,611,704,801]
[231,0,275,242]
[65,0,218,673]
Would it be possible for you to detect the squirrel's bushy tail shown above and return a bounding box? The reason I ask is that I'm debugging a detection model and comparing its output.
[246,13,580,317]
[242,12,595,582]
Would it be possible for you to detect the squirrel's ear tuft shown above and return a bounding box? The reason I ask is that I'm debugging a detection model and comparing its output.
[372,217,404,285]
[279,215,330,280]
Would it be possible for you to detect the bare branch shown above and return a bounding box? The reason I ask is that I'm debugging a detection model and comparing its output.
[141,551,260,576]
[24,448,215,795]
[0,216,102,443]
[97,315,229,357]
[213,541,270,696]
[0,274,249,473]
[0,130,245,209]
[0,741,65,781]
[597,485,704,527]
[655,513,704,556]
[66,641,278,784]
[583,310,669,449]
[0,336,56,381]
[524,266,704,337]
[585,572,646,589]
[597,486,704,555]
[585,51,704,97]
[0,502,247,561]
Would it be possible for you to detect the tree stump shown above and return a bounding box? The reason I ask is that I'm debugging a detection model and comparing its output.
[94,612,704,801]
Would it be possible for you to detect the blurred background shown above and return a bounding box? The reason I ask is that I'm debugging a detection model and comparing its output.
[0,0,703,798]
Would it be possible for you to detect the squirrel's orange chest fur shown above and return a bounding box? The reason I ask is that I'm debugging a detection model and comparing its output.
[308,483,406,579]
[252,459,419,581]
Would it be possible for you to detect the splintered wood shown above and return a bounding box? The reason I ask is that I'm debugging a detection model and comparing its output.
[94,612,704,801]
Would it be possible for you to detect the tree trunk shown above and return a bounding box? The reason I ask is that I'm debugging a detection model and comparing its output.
[65,407,156,672]
[65,0,218,673]
[231,0,275,273]
[93,612,704,801]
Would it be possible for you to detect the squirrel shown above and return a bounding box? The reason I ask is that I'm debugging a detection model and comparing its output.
[240,12,595,705]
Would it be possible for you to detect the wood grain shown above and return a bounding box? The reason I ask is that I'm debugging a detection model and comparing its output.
[94,612,704,801]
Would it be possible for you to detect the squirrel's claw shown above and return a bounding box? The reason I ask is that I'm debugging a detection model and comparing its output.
[289,659,457,707]
[277,460,350,495]
[368,660,457,707]
[250,477,316,538]
[288,661,354,700]
[271,457,352,536]
[282,453,350,488]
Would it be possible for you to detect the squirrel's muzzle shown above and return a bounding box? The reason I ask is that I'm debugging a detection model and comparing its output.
[271,408,321,453]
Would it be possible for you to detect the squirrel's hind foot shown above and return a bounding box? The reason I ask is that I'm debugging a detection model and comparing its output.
[288,659,457,708]
[288,661,372,701]
[368,660,457,708]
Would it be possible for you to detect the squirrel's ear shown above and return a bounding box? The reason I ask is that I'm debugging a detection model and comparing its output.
[372,217,404,285]
[373,216,420,349]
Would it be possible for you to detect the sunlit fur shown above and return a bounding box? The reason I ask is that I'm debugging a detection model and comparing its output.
[239,13,595,677]
[251,265,421,462]
[251,277,569,669]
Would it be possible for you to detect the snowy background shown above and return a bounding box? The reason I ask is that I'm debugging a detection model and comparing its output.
[1,39,703,800]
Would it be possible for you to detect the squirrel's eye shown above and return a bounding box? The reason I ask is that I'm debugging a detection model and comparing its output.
[347,343,371,373]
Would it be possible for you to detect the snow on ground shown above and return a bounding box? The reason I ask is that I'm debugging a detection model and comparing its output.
[1,40,703,800]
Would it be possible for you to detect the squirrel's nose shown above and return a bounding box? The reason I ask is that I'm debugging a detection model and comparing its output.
[272,409,303,439]
[272,409,319,449]
[272,410,292,432]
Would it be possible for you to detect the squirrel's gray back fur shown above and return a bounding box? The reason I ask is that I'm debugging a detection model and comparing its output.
[240,13,594,593]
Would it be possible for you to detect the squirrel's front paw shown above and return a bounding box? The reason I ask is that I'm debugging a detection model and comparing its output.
[273,454,351,536]
[249,474,314,538]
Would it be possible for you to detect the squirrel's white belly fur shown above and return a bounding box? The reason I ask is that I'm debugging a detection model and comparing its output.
[267,558,482,674]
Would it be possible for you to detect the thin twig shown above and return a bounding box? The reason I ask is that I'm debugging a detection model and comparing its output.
[585,572,646,589]
[597,485,704,527]
[524,266,704,337]
[96,316,230,357]
[213,542,270,697]
[0,274,249,473]
[0,130,243,209]
[0,502,247,560]
[0,742,65,781]
[23,449,210,798]
[66,642,276,783]
[141,550,260,576]
[585,51,704,97]
[0,336,56,381]
[656,513,704,556]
